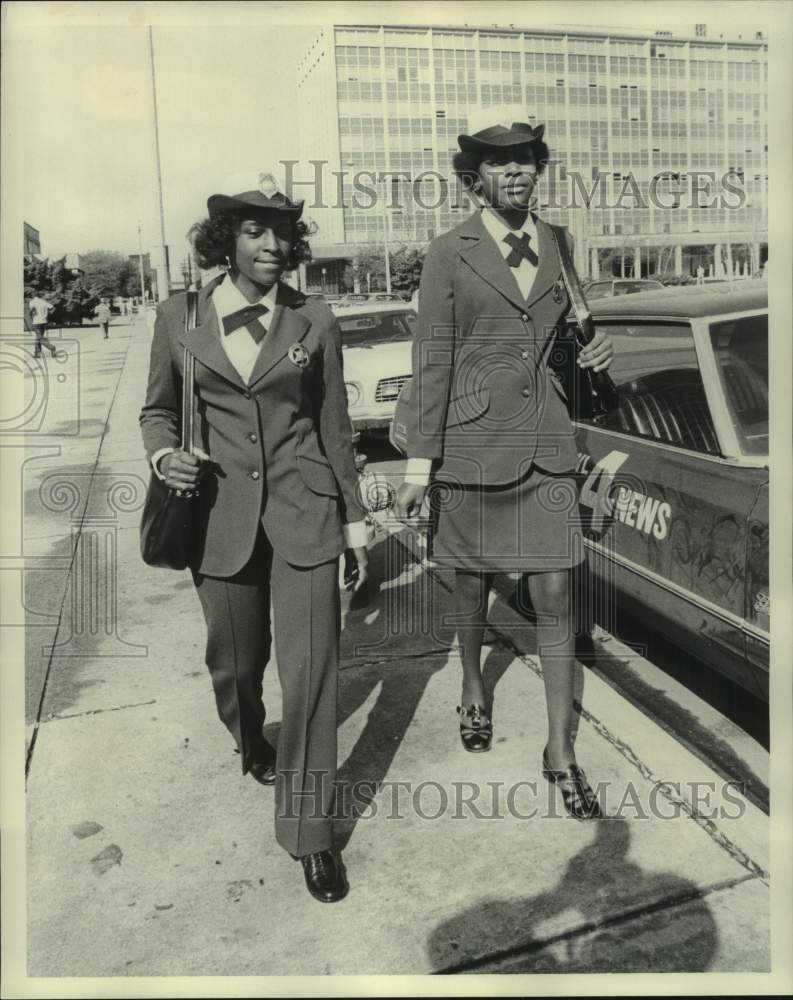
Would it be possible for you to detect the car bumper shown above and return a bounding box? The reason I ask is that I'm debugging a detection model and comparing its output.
[348,404,396,433]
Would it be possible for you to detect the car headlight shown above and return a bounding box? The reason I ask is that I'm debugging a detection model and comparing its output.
[345,381,363,407]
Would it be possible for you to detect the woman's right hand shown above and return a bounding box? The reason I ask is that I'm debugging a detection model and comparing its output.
[161,450,209,492]
[394,482,427,519]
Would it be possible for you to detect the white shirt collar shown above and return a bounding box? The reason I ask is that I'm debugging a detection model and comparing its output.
[481,207,537,253]
[212,273,279,321]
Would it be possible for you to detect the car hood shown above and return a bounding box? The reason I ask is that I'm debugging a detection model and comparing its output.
[342,340,413,382]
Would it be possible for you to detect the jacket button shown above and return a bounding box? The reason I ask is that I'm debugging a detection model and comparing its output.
[521,313,529,322]
[521,351,529,360]
[522,388,531,397]
[249,433,257,443]
[250,470,260,480]
[243,391,251,399]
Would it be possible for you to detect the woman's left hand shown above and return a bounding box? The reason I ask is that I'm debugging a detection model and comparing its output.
[344,546,369,593]
[578,330,614,372]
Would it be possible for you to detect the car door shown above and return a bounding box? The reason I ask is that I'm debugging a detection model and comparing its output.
[571,317,764,694]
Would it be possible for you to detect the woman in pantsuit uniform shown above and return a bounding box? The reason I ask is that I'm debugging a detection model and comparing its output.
[140,170,368,901]
[395,110,614,818]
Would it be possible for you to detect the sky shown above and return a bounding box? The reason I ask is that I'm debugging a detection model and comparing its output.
[4,0,777,273]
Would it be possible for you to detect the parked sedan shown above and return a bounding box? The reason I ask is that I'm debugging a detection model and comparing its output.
[560,284,769,699]
[338,304,416,434]
[584,278,666,300]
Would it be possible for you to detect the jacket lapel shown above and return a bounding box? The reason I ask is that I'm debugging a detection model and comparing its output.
[246,284,311,389]
[525,216,563,311]
[458,213,529,314]
[178,276,246,390]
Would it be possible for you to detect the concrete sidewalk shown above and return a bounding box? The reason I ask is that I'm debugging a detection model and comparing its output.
[22,316,770,976]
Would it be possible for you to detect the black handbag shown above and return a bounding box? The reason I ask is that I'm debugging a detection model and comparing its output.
[140,289,200,570]
[549,225,619,421]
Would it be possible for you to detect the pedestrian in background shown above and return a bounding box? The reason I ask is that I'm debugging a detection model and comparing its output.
[26,291,57,358]
[395,108,614,819]
[140,169,369,903]
[94,298,112,338]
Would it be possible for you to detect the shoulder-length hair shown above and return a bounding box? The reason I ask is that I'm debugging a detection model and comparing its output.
[187,211,315,272]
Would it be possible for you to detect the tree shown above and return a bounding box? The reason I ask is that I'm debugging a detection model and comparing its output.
[390,246,425,292]
[342,244,426,293]
[80,250,133,298]
[23,256,52,298]
[125,255,155,299]
[23,256,98,326]
[49,259,98,325]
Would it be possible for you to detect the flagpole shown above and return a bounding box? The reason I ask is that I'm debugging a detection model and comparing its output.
[148,25,170,301]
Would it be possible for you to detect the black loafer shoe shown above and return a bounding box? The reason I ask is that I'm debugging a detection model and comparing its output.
[297,850,349,903]
[249,760,276,786]
[457,705,493,753]
[542,747,602,819]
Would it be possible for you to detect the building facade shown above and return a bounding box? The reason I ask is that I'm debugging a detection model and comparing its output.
[296,22,768,289]
[23,222,42,256]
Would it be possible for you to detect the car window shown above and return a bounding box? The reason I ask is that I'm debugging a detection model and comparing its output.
[337,312,415,348]
[590,322,720,455]
[585,282,610,299]
[709,313,768,456]
[614,280,662,295]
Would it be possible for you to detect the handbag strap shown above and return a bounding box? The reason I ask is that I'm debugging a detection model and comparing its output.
[180,288,199,454]
[549,224,595,346]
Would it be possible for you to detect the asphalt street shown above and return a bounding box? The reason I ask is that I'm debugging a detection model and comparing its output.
[20,314,771,976]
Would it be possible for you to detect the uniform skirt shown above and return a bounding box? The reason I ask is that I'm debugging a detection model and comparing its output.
[428,466,586,573]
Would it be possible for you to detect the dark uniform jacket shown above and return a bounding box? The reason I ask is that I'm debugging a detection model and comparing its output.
[140,277,365,576]
[408,211,579,485]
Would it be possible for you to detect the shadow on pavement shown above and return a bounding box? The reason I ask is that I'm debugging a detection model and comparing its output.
[426,818,719,973]
[332,531,455,850]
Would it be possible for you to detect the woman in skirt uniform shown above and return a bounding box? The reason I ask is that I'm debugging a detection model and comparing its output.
[395,109,614,818]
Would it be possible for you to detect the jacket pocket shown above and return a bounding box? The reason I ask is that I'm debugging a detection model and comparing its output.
[296,453,340,497]
[445,388,491,428]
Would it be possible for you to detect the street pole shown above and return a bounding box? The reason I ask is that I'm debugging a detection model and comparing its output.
[148,25,170,301]
[380,176,392,294]
[136,222,147,312]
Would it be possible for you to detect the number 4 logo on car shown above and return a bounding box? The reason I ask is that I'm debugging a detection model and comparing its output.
[579,450,630,533]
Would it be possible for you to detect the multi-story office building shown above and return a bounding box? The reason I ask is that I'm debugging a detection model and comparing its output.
[296,23,767,291]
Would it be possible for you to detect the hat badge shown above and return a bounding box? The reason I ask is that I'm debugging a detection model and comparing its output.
[258,172,278,197]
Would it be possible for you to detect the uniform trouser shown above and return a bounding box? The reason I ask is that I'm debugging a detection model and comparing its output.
[192,529,340,857]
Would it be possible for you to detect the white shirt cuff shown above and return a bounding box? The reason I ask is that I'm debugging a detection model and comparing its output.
[404,458,432,486]
[343,521,369,549]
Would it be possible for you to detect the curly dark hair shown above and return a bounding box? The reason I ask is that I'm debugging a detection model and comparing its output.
[187,210,316,272]
[452,140,551,190]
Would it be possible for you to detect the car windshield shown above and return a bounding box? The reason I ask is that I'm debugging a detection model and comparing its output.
[614,280,663,295]
[337,311,416,348]
[709,314,768,456]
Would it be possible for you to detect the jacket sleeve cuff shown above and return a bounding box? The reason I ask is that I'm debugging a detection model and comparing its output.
[150,447,175,481]
[343,521,369,549]
[403,458,432,486]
